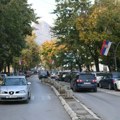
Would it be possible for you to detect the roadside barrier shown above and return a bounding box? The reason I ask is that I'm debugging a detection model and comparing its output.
[41,78,73,99]
[41,77,100,120]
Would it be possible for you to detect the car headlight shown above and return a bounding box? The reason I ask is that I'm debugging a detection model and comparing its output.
[0,91,4,94]
[19,90,26,93]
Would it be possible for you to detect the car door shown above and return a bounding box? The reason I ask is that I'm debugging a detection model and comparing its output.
[99,76,106,88]
[101,74,112,89]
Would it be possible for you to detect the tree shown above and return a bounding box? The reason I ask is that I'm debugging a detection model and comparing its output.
[52,0,120,72]
[0,0,37,72]
[19,32,40,71]
[40,39,67,70]
[52,0,92,71]
[76,0,120,71]
[95,0,120,71]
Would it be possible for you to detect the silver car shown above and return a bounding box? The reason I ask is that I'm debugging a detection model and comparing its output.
[0,76,31,103]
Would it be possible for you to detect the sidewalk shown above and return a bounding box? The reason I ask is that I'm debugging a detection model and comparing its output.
[42,78,101,120]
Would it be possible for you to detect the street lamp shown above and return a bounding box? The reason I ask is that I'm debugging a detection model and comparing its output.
[114,41,120,71]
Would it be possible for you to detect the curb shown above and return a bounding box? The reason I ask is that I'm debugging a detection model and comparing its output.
[42,79,101,120]
[51,86,79,120]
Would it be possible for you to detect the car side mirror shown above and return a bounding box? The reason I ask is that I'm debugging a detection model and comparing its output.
[27,82,31,85]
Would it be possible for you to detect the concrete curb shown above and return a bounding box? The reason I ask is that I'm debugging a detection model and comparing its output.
[51,86,79,120]
[42,79,100,120]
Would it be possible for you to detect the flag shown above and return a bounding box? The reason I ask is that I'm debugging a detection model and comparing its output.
[100,40,112,56]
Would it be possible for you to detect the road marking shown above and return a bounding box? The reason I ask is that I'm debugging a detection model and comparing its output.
[98,88,120,97]
[41,95,52,100]
[73,96,101,120]
[31,96,35,100]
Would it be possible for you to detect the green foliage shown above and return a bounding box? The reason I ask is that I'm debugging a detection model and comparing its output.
[0,0,37,72]
[52,0,93,71]
[21,32,40,70]
[52,0,120,71]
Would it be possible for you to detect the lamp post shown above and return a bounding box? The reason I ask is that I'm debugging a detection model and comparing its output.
[114,42,120,71]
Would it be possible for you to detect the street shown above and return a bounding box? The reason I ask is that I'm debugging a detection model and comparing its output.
[74,89,120,120]
[0,75,71,120]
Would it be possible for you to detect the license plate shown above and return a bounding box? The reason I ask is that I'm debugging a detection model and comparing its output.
[6,96,16,98]
[84,82,90,84]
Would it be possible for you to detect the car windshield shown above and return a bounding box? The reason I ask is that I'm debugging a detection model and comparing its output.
[3,78,27,86]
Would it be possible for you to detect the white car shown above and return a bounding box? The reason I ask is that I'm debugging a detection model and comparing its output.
[0,76,31,103]
[114,77,120,90]
[92,72,110,86]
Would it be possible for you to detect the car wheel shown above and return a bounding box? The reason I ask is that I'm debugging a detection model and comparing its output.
[25,94,30,103]
[73,85,77,92]
[70,85,72,89]
[108,84,112,90]
[0,101,3,104]
[114,84,118,91]
[99,83,102,88]
[93,88,97,92]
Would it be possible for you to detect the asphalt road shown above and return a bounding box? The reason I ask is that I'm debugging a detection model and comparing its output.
[0,75,71,120]
[74,89,120,120]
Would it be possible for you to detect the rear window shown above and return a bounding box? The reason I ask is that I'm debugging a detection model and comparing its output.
[79,74,95,80]
[112,72,120,78]
[113,75,120,78]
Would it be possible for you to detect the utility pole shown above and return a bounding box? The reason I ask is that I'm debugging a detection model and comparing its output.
[114,42,120,71]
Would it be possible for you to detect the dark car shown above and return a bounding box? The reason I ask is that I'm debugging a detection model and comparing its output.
[70,72,97,92]
[92,72,110,87]
[38,70,49,79]
[56,71,71,82]
[99,72,120,90]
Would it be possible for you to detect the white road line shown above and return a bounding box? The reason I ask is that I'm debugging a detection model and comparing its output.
[31,96,35,100]
[47,95,51,100]
[73,96,101,120]
[40,95,52,101]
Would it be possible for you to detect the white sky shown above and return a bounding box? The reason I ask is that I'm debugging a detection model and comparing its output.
[27,0,94,26]
[28,0,56,26]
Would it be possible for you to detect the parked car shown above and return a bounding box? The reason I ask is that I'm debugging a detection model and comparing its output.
[50,72,58,79]
[99,72,120,90]
[56,71,71,82]
[92,72,110,87]
[111,72,120,91]
[0,73,7,80]
[70,72,97,92]
[25,71,32,77]
[0,76,31,103]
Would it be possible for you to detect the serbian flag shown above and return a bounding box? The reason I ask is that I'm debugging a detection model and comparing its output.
[100,40,112,56]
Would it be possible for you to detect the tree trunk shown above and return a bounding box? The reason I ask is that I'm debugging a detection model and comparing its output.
[4,66,6,73]
[8,64,10,74]
[0,61,4,72]
[94,57,100,72]
[76,60,82,72]
[88,44,100,72]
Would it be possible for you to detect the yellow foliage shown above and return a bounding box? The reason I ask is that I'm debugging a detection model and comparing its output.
[40,39,66,67]
[76,6,107,43]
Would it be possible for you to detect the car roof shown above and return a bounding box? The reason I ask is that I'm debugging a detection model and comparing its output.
[76,72,95,75]
[0,73,7,76]
[6,76,26,79]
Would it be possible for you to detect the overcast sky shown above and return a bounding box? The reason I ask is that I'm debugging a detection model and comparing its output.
[28,0,56,26]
